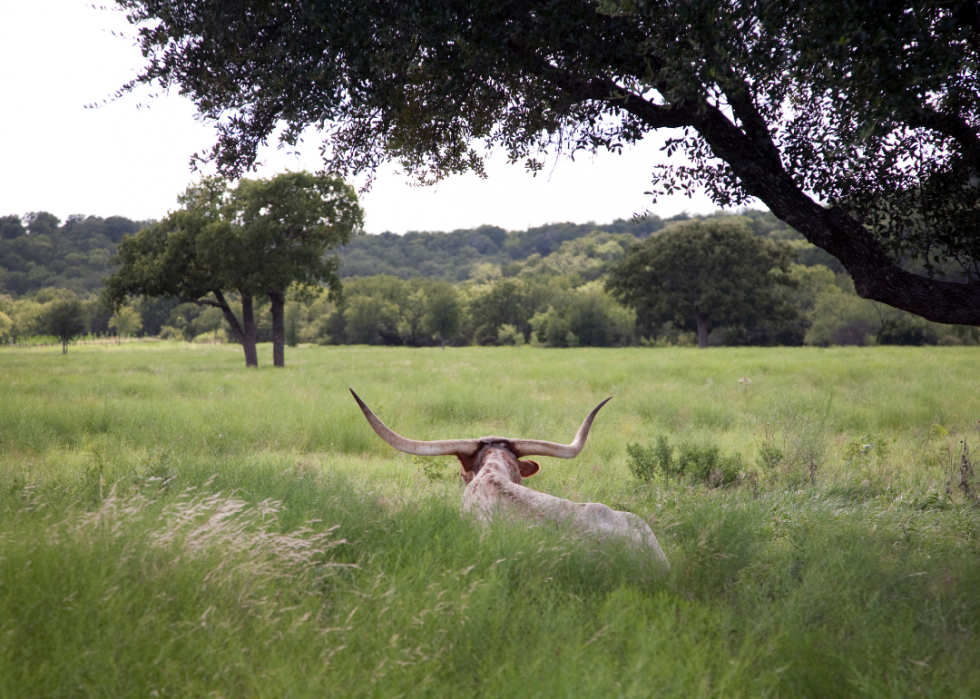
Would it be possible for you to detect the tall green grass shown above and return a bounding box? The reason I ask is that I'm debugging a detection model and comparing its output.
[2,344,980,696]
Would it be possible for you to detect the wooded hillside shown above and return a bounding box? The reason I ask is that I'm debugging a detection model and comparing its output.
[339,217,666,280]
[1,208,832,296]
[335,210,846,281]
[0,213,145,296]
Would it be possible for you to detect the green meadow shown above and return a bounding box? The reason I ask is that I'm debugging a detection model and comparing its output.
[2,343,980,697]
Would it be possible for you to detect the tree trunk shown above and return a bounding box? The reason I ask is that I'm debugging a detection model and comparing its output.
[694,308,710,349]
[599,84,980,324]
[679,99,980,325]
[269,289,285,368]
[200,289,259,367]
[240,293,258,367]
[62,339,67,355]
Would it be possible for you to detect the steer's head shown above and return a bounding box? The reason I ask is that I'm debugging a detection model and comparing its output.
[350,389,611,484]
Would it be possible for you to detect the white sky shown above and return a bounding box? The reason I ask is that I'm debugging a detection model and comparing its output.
[0,2,722,234]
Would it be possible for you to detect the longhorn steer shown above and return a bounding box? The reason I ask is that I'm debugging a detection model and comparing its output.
[350,390,669,568]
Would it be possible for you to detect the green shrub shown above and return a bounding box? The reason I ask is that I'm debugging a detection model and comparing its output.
[629,435,739,487]
[192,329,227,344]
[877,314,940,346]
[626,442,656,482]
[626,434,675,483]
[758,442,784,474]
[158,325,182,340]
[678,441,741,487]
[496,323,525,346]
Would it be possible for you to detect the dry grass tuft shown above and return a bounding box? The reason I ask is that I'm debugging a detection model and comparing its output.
[68,486,354,598]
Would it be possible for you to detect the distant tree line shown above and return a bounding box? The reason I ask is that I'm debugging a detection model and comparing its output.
[334,208,847,282]
[1,205,828,294]
[0,288,139,353]
[337,217,666,281]
[124,217,978,350]
[0,213,145,296]
[1,209,975,352]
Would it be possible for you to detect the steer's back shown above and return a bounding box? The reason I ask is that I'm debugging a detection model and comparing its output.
[462,473,669,568]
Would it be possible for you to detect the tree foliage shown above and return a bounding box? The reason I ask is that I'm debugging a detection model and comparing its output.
[108,305,143,343]
[337,218,664,281]
[103,172,362,367]
[116,0,980,324]
[43,296,88,354]
[0,213,143,296]
[530,281,636,348]
[607,219,798,347]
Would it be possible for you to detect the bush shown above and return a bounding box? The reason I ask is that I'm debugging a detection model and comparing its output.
[158,325,182,340]
[529,282,635,348]
[192,330,227,344]
[805,292,878,346]
[627,435,676,483]
[677,441,742,488]
[876,315,940,346]
[758,442,784,474]
[628,435,740,487]
[496,324,525,346]
[626,442,653,482]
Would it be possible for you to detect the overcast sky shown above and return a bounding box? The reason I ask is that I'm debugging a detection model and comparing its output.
[0,2,725,234]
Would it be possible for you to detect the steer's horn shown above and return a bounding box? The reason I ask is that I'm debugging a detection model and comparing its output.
[350,389,480,456]
[509,397,612,459]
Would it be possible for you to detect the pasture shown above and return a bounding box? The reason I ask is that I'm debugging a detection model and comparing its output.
[2,343,979,697]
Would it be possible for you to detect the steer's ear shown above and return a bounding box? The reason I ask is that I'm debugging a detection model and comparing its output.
[456,453,477,483]
[518,460,540,478]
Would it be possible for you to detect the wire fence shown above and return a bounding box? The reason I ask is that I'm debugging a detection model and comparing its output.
[2,335,165,350]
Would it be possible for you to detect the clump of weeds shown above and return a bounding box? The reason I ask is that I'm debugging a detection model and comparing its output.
[627,435,741,488]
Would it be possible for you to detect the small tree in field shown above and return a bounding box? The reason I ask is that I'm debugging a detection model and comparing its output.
[228,172,364,367]
[607,219,797,348]
[104,172,362,368]
[44,297,87,354]
[108,306,143,344]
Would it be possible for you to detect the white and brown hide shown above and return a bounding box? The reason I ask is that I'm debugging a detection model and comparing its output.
[349,390,669,568]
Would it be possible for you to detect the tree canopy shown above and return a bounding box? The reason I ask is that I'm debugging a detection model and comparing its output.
[607,218,798,347]
[44,296,88,354]
[337,218,664,281]
[0,213,144,296]
[108,305,143,344]
[103,172,362,367]
[116,0,980,325]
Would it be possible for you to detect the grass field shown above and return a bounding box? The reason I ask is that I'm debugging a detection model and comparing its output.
[2,343,980,697]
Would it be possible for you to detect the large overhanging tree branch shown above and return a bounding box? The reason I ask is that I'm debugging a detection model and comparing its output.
[182,289,250,348]
[115,0,980,324]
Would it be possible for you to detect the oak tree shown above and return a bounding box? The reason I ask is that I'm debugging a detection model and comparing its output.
[44,296,87,354]
[419,281,463,348]
[104,172,362,367]
[606,219,797,347]
[220,172,363,366]
[115,0,980,324]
